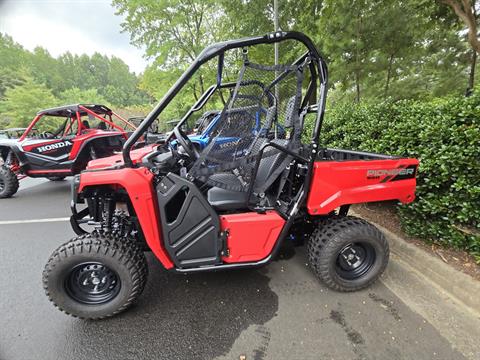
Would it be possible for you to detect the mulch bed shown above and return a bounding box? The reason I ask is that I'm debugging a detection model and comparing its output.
[351,201,480,282]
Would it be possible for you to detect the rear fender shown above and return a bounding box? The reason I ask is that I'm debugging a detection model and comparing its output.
[307,158,419,215]
[78,167,174,269]
[71,134,124,162]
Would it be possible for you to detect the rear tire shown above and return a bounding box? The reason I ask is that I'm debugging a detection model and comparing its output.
[47,176,66,181]
[307,216,389,292]
[42,232,148,319]
[0,165,19,198]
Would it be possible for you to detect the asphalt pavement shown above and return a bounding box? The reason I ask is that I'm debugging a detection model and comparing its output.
[0,178,477,360]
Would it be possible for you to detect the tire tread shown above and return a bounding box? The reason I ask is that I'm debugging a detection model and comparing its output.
[307,216,389,292]
[0,165,19,198]
[42,231,148,320]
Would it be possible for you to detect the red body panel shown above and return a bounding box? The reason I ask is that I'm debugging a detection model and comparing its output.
[77,154,418,269]
[306,158,419,215]
[79,167,174,269]
[69,130,126,160]
[28,169,71,175]
[86,145,156,170]
[220,211,285,263]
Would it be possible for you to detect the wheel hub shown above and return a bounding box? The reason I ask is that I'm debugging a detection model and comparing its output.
[65,262,120,304]
[336,242,376,280]
[0,177,4,192]
[340,245,364,268]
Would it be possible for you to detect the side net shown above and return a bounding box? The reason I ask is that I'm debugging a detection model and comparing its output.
[189,61,305,193]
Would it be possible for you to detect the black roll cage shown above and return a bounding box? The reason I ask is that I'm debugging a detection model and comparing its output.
[122,31,328,168]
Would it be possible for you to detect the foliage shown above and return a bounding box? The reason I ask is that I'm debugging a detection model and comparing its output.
[58,88,109,106]
[316,0,471,104]
[305,91,480,260]
[0,76,58,128]
[112,0,476,108]
[0,33,151,130]
[441,0,479,54]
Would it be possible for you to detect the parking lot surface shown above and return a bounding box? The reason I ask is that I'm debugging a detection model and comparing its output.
[0,179,475,360]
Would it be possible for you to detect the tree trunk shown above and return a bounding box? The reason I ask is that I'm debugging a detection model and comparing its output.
[443,0,480,54]
[354,4,362,103]
[384,53,395,97]
[192,83,199,102]
[218,90,227,106]
[355,71,361,103]
[469,49,477,91]
[199,74,205,95]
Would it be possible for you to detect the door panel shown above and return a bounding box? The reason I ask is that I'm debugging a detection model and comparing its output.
[156,173,222,268]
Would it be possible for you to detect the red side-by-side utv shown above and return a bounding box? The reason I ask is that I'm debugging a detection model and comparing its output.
[0,104,137,198]
[42,32,418,320]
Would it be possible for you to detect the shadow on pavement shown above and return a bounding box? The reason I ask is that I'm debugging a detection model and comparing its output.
[59,255,279,360]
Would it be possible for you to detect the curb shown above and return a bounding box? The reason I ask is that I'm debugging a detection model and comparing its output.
[352,211,480,315]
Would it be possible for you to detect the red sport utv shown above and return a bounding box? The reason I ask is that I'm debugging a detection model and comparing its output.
[0,104,137,198]
[42,32,418,319]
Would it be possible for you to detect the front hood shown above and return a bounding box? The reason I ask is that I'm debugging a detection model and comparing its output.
[86,144,157,170]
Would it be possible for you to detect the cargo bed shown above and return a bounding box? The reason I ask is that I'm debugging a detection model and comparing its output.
[307,148,419,215]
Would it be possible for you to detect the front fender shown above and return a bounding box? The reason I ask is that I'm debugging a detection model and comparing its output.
[0,142,29,168]
[78,167,174,269]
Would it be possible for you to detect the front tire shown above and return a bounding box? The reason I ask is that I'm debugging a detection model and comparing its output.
[43,232,148,319]
[0,165,19,198]
[307,216,389,292]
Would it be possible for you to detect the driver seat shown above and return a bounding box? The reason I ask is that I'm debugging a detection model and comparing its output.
[207,139,291,211]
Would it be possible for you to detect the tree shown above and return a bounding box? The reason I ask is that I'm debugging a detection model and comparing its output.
[0,77,58,128]
[317,0,382,103]
[0,32,151,111]
[28,47,64,94]
[0,33,29,71]
[58,88,109,105]
[112,0,223,100]
[0,68,26,100]
[442,0,480,53]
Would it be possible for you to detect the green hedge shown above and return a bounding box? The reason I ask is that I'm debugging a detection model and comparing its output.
[306,92,480,261]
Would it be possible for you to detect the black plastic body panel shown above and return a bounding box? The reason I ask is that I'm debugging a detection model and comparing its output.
[156,173,222,268]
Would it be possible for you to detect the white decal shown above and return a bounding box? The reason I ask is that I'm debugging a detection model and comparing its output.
[37,140,72,153]
[367,168,414,177]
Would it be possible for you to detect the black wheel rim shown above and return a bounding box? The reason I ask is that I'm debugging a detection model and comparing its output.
[65,262,121,305]
[335,242,376,280]
[0,176,5,193]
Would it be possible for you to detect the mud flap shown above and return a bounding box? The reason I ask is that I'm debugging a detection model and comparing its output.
[156,173,223,268]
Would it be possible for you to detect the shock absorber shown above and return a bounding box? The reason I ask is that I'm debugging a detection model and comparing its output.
[102,196,115,232]
[6,151,20,173]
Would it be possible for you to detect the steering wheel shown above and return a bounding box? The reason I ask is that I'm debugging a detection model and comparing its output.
[173,126,200,160]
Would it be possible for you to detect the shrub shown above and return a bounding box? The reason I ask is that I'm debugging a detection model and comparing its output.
[305,92,480,261]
